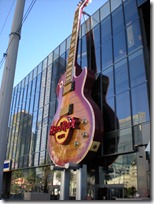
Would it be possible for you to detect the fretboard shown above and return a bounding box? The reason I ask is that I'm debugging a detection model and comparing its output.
[65,7,81,85]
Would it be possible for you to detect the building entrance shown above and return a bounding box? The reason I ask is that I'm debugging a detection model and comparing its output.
[97,184,124,200]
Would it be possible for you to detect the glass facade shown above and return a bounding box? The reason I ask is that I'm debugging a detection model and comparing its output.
[5,0,150,200]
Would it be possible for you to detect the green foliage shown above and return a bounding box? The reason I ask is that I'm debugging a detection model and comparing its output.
[126,186,137,197]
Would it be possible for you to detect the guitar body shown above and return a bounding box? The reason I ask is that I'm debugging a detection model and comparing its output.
[48,0,103,167]
[48,66,103,167]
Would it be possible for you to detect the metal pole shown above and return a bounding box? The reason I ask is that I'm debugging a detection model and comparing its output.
[0,0,25,198]
[60,169,70,200]
[76,164,87,200]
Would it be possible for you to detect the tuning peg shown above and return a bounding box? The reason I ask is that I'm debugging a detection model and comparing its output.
[77,1,81,6]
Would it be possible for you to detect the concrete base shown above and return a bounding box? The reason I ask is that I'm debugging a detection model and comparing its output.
[24,192,50,201]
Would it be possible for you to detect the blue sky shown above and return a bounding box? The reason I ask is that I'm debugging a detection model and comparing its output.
[0,0,107,87]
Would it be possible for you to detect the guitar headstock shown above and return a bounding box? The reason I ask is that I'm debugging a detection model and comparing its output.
[77,0,92,9]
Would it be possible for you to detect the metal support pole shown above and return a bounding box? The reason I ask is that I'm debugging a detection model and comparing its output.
[76,164,87,200]
[51,163,88,200]
[60,169,70,200]
[0,0,25,198]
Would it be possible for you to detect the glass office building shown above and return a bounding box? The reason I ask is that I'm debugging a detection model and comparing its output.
[3,0,150,200]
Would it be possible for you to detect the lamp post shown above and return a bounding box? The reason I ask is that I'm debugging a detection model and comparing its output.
[0,0,25,198]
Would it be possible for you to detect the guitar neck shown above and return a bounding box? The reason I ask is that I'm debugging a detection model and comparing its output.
[65,7,82,85]
[65,0,92,85]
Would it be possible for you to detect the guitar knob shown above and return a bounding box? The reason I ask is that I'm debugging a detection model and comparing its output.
[74,141,79,147]
[81,132,88,138]
[81,119,88,125]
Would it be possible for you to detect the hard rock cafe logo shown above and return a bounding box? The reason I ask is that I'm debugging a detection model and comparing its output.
[49,116,79,145]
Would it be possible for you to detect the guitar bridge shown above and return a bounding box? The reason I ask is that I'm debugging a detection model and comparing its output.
[63,82,75,96]
[60,104,73,116]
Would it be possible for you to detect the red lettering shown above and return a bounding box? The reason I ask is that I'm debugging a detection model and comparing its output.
[50,117,79,136]
[61,121,67,132]
[50,126,56,135]
[57,125,62,132]
[57,134,65,139]
[71,118,76,128]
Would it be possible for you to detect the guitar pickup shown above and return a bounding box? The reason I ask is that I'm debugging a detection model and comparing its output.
[60,104,74,116]
[63,82,75,95]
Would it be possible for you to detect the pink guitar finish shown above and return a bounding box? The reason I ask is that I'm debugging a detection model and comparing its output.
[48,0,103,167]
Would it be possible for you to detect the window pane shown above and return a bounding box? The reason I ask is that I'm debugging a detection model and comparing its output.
[115,59,129,94]
[111,0,122,12]
[81,35,87,68]
[137,0,147,6]
[124,0,138,26]
[102,39,113,69]
[77,38,81,66]
[131,83,150,125]
[92,10,100,28]
[66,35,71,50]
[29,78,36,114]
[39,69,46,108]
[37,62,42,75]
[93,24,101,72]
[101,16,111,43]
[43,57,47,70]
[113,30,126,62]
[81,22,87,37]
[26,81,32,113]
[126,20,142,53]
[117,127,133,153]
[102,66,114,97]
[129,49,146,87]
[106,96,115,112]
[104,153,137,186]
[60,40,66,55]
[112,6,124,35]
[95,47,101,72]
[116,91,131,129]
[52,59,59,79]
[53,46,59,61]
[48,52,53,66]
[93,24,100,48]
[100,1,110,21]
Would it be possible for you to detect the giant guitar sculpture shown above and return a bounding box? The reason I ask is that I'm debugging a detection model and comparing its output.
[48,0,103,167]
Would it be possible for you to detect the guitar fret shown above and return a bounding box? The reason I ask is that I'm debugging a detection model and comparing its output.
[69,47,75,53]
[66,68,73,73]
[66,75,72,81]
[66,70,72,74]
[66,66,73,71]
[74,10,79,18]
[73,25,77,30]
[66,72,73,78]
[69,51,74,57]
[69,47,76,55]
[68,58,73,63]
[69,45,75,52]
[72,35,77,42]
[66,75,72,80]
[65,79,72,85]
[72,26,77,32]
[70,38,76,44]
[66,74,72,79]
[66,72,72,78]
[68,56,74,63]
[67,64,74,72]
[66,70,72,75]
[70,43,74,52]
[71,36,76,42]
[64,7,79,86]
[66,64,72,69]
[66,78,72,84]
